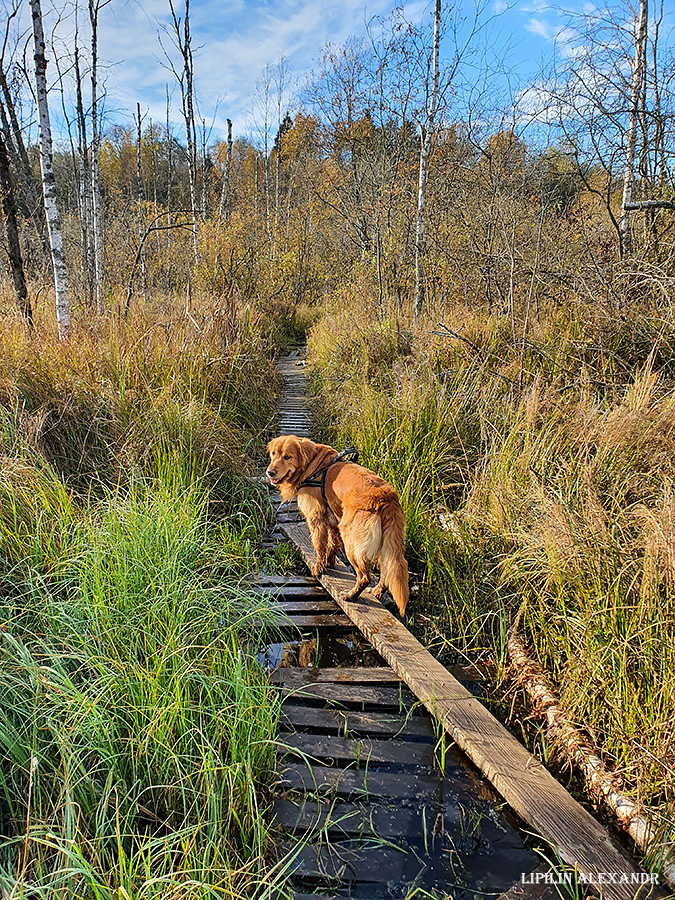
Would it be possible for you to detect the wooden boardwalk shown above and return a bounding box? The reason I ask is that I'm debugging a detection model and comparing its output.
[260,349,664,900]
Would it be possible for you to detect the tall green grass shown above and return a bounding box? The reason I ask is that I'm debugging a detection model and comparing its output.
[0,464,284,899]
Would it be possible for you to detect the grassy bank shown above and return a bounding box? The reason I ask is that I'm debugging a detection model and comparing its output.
[307,287,675,868]
[0,297,287,898]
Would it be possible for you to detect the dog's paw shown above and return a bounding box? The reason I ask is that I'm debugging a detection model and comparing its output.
[310,561,324,577]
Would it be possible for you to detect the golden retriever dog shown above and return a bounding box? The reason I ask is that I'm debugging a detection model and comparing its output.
[266,435,409,616]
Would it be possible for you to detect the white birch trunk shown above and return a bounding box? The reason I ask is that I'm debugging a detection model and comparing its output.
[413,0,441,322]
[620,0,649,258]
[30,0,70,338]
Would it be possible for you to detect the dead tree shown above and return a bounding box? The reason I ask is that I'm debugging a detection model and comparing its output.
[167,0,199,265]
[0,127,31,322]
[218,118,233,222]
[413,0,441,321]
[30,0,70,338]
[89,0,109,312]
[136,102,147,298]
[1,6,49,258]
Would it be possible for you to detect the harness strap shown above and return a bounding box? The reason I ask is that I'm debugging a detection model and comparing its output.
[299,447,359,518]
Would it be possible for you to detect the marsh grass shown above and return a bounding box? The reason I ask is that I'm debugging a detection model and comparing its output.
[0,463,288,899]
[308,294,675,861]
[0,297,292,898]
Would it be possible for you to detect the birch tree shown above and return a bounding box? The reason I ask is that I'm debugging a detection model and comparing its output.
[30,0,70,338]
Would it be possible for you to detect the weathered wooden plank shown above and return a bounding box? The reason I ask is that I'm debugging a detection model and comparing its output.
[278,840,434,885]
[279,704,435,738]
[254,586,327,597]
[291,895,340,900]
[279,681,414,708]
[279,732,436,766]
[272,664,480,686]
[273,797,450,837]
[247,575,318,586]
[272,666,399,684]
[281,521,661,900]
[263,614,353,630]
[276,762,457,799]
[269,600,340,613]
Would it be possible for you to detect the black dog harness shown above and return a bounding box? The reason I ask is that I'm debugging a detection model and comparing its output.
[299,447,359,519]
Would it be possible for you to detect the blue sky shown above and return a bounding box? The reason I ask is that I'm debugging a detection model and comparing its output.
[4,0,670,146]
[98,0,557,139]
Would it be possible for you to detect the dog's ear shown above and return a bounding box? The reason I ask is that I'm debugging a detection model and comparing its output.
[296,438,316,471]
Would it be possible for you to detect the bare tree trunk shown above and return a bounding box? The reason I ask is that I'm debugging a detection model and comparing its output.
[30,0,70,338]
[0,70,50,257]
[619,0,649,258]
[218,118,233,222]
[413,0,441,322]
[73,37,94,305]
[201,117,207,220]
[0,128,31,322]
[166,86,173,288]
[89,0,104,313]
[652,2,666,190]
[169,0,199,265]
[136,102,147,299]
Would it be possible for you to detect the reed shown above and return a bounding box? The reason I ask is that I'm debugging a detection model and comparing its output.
[307,293,675,857]
[0,298,289,898]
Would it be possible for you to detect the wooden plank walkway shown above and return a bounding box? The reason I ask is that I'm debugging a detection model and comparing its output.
[263,349,664,900]
[258,572,542,900]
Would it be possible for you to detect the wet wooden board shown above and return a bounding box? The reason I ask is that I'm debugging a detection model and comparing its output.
[269,600,341,613]
[263,613,354,630]
[273,797,454,836]
[276,762,463,799]
[279,732,437,766]
[278,840,431,884]
[252,585,328,597]
[281,521,661,900]
[291,895,387,900]
[279,681,415,708]
[273,665,480,685]
[249,575,318,586]
[279,704,436,738]
[272,666,399,684]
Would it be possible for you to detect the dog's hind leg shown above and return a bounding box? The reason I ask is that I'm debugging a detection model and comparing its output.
[377,502,409,616]
[339,511,379,600]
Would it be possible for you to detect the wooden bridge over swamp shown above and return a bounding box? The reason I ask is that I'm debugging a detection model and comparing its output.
[252,349,665,900]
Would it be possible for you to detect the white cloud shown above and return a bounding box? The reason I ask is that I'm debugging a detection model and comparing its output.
[525,17,554,40]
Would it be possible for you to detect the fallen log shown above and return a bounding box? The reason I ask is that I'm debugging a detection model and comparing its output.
[506,627,675,889]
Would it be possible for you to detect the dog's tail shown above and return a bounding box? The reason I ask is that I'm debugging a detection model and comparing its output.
[379,500,409,616]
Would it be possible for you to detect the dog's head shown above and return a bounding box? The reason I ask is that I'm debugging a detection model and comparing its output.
[266,435,336,493]
[266,435,314,489]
